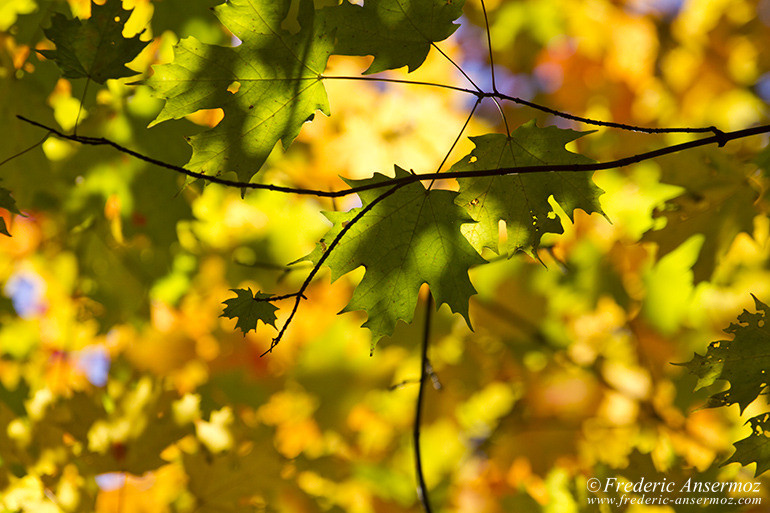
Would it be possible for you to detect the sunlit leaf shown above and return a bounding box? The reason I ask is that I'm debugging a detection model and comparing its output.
[679,295,770,413]
[450,122,604,256]
[306,167,485,344]
[321,0,465,74]
[0,183,21,237]
[147,0,332,181]
[643,148,759,283]
[724,412,770,477]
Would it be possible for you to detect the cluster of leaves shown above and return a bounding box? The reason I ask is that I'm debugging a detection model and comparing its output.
[2,0,770,511]
[681,296,770,476]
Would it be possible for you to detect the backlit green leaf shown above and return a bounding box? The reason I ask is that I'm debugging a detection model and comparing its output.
[679,295,770,413]
[306,167,485,344]
[724,412,770,477]
[643,148,759,283]
[321,0,465,74]
[147,0,332,182]
[450,122,604,256]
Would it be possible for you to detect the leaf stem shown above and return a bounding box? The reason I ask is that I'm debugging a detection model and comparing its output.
[320,74,478,95]
[427,96,482,190]
[414,293,434,513]
[0,133,49,168]
[74,78,90,137]
[260,183,406,355]
[477,0,514,136]
[480,0,497,93]
[430,42,482,93]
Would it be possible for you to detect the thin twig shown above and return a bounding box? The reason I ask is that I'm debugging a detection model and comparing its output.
[252,292,305,302]
[0,133,50,168]
[431,42,482,93]
[491,96,511,135]
[427,97,482,189]
[389,378,420,390]
[320,74,478,95]
[476,0,512,134]
[324,73,721,136]
[414,294,434,513]
[234,260,312,271]
[260,183,406,355]
[19,115,767,198]
[389,363,442,392]
[494,91,720,135]
[480,0,497,93]
[74,78,90,137]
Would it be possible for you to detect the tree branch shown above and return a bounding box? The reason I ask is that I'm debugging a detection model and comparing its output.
[18,115,770,199]
[414,293,434,513]
[493,91,724,136]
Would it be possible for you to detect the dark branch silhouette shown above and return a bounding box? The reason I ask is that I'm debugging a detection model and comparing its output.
[414,294,434,513]
[18,115,768,198]
[260,183,405,356]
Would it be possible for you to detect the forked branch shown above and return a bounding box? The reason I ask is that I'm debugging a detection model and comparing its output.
[16,116,766,199]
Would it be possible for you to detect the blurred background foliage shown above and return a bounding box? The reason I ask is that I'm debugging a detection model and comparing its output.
[1,0,770,511]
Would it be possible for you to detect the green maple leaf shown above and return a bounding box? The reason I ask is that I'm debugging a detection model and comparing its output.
[724,412,770,476]
[0,183,21,237]
[38,0,148,83]
[643,148,759,283]
[450,122,604,256]
[679,295,770,413]
[221,288,278,335]
[147,0,332,182]
[321,0,465,74]
[306,167,485,343]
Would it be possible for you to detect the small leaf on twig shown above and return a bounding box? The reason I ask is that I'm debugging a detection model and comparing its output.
[221,288,278,335]
[38,0,148,83]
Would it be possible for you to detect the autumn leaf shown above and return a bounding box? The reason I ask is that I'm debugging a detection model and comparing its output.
[306,167,485,344]
[0,183,21,237]
[147,0,332,181]
[183,444,282,512]
[38,0,148,83]
[679,295,770,413]
[643,148,759,283]
[450,122,604,256]
[221,288,278,335]
[321,0,465,74]
[724,412,770,477]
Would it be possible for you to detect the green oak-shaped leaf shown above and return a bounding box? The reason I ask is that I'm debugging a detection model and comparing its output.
[724,412,770,476]
[0,183,21,237]
[38,0,148,83]
[450,122,604,256]
[221,288,278,335]
[321,0,465,74]
[643,148,759,283]
[679,295,770,413]
[147,0,332,182]
[306,167,485,344]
